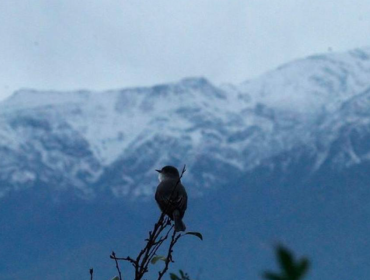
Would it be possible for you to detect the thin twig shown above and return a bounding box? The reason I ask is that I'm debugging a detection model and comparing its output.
[167,165,186,205]
[111,251,123,280]
[135,216,169,279]
[145,225,174,269]
[157,230,182,280]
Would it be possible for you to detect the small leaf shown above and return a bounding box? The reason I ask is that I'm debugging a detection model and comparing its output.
[179,270,185,278]
[170,273,181,280]
[151,255,167,264]
[185,231,203,240]
[111,276,120,280]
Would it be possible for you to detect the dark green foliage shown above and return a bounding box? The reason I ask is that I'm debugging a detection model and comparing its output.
[170,270,191,280]
[263,245,309,280]
[151,255,168,264]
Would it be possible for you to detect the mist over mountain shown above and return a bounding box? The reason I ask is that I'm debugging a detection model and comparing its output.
[1,48,370,280]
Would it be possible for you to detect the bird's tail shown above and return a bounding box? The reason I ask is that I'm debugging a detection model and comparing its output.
[173,209,186,232]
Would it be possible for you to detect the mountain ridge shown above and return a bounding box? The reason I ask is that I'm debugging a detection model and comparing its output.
[1,48,370,200]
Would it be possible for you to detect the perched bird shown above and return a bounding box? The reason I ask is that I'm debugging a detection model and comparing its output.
[155,166,188,232]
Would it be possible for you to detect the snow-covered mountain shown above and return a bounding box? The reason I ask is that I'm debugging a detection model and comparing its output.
[1,48,370,200]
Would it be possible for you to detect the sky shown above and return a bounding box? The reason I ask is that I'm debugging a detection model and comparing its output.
[0,0,370,101]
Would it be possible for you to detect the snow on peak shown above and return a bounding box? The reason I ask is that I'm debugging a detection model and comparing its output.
[0,78,234,166]
[239,47,370,114]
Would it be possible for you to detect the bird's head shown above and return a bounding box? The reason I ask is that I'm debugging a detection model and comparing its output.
[156,165,180,181]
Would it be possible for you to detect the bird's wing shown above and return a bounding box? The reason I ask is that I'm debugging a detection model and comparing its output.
[176,190,187,212]
[155,181,187,214]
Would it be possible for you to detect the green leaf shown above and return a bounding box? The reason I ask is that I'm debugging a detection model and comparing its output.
[110,276,120,280]
[179,270,185,278]
[170,273,181,280]
[185,231,203,241]
[151,255,167,264]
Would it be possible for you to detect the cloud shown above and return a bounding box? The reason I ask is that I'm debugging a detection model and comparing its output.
[0,0,369,100]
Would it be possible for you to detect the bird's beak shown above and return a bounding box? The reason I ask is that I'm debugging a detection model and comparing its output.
[155,169,161,173]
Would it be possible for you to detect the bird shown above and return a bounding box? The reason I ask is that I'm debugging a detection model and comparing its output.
[155,165,188,232]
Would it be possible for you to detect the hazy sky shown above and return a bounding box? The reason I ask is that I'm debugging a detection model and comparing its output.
[0,0,370,101]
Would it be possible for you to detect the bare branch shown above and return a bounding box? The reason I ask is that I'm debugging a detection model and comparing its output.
[111,251,123,280]
[157,230,182,280]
